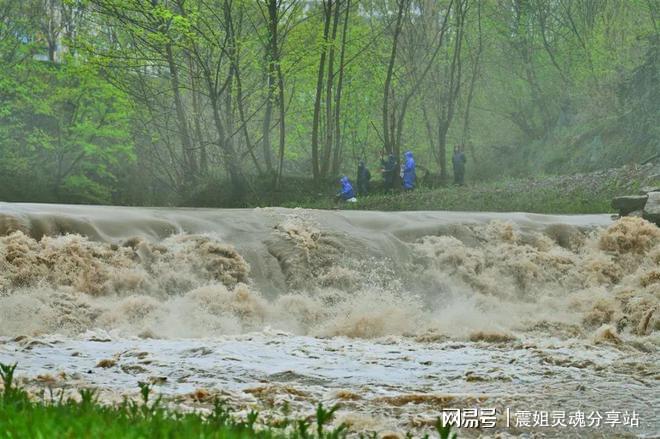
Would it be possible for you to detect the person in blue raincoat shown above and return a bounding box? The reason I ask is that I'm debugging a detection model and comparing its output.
[336,176,356,202]
[402,150,416,190]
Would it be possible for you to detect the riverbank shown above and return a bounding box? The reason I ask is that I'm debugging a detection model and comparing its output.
[276,163,659,213]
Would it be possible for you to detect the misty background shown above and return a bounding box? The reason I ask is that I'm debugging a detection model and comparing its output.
[0,0,657,206]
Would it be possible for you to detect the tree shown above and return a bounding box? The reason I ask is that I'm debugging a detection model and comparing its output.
[255,0,301,187]
[0,59,134,202]
[382,0,453,179]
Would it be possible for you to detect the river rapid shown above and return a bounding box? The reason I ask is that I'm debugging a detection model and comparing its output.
[0,203,658,437]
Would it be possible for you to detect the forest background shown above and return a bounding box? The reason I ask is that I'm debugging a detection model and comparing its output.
[0,0,657,207]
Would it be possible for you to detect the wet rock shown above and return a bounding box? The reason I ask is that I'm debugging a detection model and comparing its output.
[642,191,660,226]
[612,195,648,215]
[639,186,660,195]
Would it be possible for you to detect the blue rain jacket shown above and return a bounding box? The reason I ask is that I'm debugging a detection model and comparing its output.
[402,151,416,189]
[338,176,355,200]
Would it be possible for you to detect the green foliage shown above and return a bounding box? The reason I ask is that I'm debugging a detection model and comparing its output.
[78,388,99,409]
[0,0,656,206]
[0,54,135,203]
[436,419,458,439]
[0,362,17,401]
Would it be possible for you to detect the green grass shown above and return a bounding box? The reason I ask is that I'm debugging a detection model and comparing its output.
[279,178,619,214]
[187,164,653,213]
[0,363,456,438]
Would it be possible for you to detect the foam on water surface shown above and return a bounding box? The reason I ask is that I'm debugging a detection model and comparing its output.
[0,204,658,436]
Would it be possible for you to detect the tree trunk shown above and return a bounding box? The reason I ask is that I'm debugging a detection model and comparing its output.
[435,0,465,180]
[261,0,279,173]
[331,0,351,176]
[165,43,196,189]
[321,0,342,178]
[190,63,208,176]
[210,93,244,198]
[223,0,254,193]
[229,33,262,176]
[275,62,286,188]
[382,0,407,156]
[437,120,449,180]
[311,0,333,182]
[261,82,274,172]
[461,0,482,163]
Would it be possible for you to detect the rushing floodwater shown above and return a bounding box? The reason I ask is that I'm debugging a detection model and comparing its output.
[0,203,658,437]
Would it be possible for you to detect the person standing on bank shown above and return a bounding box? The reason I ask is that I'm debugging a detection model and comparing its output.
[402,150,416,190]
[380,152,396,192]
[356,160,371,196]
[452,145,467,186]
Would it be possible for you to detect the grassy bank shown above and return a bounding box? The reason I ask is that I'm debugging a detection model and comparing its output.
[0,364,456,439]
[186,163,657,213]
[279,165,657,213]
[282,182,611,213]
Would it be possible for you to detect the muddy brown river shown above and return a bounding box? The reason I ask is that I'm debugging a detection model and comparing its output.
[0,203,658,437]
